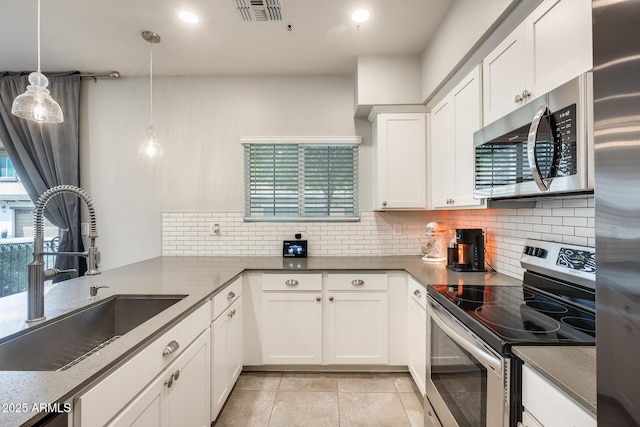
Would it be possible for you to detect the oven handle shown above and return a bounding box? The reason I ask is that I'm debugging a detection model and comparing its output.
[527,104,553,192]
[427,296,502,373]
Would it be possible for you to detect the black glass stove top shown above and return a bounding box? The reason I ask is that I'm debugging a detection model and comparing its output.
[427,283,595,354]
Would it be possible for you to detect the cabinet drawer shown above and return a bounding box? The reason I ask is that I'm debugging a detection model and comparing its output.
[522,364,596,427]
[213,277,242,320]
[74,301,211,426]
[327,273,388,291]
[408,277,427,310]
[262,273,322,291]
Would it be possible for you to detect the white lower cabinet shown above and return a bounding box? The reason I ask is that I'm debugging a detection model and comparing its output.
[326,273,389,365]
[261,273,323,364]
[407,278,427,395]
[211,297,242,421]
[326,292,388,364]
[521,364,595,427]
[107,330,211,427]
[73,302,211,427]
[262,291,323,364]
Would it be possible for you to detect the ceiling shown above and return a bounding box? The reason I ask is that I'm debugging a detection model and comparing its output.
[0,0,453,77]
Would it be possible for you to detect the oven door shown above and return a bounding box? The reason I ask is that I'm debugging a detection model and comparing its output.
[426,296,509,427]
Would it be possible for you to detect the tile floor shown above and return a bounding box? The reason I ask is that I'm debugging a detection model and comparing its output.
[213,371,425,427]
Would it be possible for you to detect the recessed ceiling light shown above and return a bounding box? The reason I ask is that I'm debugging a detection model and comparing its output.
[351,9,370,23]
[178,10,199,24]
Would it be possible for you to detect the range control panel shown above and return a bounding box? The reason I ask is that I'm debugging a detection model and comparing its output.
[520,239,595,289]
[523,245,548,258]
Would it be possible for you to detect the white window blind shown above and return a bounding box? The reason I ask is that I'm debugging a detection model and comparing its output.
[243,138,360,221]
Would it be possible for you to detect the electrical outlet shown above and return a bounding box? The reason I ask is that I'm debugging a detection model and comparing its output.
[393,224,402,236]
[210,223,221,236]
[81,222,89,236]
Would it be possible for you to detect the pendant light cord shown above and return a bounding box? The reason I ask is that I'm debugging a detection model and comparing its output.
[37,0,41,74]
[149,41,153,128]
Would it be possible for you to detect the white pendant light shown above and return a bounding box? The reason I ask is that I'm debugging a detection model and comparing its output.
[138,31,164,158]
[12,0,64,124]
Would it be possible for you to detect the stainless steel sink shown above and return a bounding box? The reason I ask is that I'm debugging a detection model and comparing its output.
[0,295,186,371]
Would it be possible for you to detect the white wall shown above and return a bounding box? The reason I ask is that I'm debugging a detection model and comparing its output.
[80,75,360,269]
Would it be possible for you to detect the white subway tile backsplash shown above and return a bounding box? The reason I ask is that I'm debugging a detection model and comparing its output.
[161,195,594,282]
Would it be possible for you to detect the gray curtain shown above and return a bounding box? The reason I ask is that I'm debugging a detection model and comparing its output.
[0,71,85,277]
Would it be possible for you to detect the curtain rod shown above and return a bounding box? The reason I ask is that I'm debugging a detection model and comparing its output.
[78,71,121,82]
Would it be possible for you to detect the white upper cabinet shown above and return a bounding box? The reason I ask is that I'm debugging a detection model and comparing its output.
[429,65,484,210]
[372,110,428,210]
[483,0,592,126]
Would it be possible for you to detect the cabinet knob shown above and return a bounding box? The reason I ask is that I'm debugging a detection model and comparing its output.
[165,376,174,388]
[329,296,334,302]
[285,279,299,286]
[227,291,235,299]
[228,309,236,318]
[173,369,180,381]
[382,201,387,206]
[316,296,321,302]
[413,289,421,298]
[351,279,365,286]
[514,94,523,103]
[521,89,531,99]
[162,340,180,356]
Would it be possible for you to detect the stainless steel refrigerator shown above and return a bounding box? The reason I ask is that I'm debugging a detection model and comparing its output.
[594,0,640,425]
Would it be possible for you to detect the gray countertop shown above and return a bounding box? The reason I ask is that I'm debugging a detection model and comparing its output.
[513,346,596,416]
[0,255,520,426]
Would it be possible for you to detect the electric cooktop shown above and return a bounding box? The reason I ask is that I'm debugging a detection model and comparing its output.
[427,238,596,354]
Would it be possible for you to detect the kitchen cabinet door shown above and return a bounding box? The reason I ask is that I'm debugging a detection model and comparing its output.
[373,112,428,209]
[108,330,211,427]
[430,65,484,209]
[326,292,388,364]
[211,297,243,421]
[407,280,427,395]
[429,97,454,209]
[482,24,527,125]
[262,291,323,364]
[483,0,592,126]
[522,364,596,427]
[525,0,592,100]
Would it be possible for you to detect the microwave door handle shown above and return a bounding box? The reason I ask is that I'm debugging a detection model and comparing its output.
[527,104,552,191]
[428,297,502,373]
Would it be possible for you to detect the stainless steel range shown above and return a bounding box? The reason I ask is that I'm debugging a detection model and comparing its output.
[425,239,596,427]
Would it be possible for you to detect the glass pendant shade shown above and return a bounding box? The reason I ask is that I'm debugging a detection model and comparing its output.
[12,72,64,123]
[138,31,163,159]
[138,125,164,158]
[12,0,64,124]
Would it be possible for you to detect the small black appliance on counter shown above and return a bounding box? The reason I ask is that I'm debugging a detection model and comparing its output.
[283,233,307,258]
[446,228,486,272]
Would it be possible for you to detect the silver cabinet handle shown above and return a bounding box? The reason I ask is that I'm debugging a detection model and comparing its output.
[329,296,334,302]
[228,308,236,318]
[382,201,387,206]
[285,279,299,286]
[172,369,180,381]
[515,94,523,103]
[227,291,236,299]
[162,340,180,356]
[316,296,321,302]
[413,289,421,297]
[351,279,364,286]
[521,89,531,99]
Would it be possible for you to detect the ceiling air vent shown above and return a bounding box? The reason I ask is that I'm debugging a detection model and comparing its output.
[235,0,283,22]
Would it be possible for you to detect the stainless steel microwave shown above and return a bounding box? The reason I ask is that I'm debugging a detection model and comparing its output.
[474,73,594,199]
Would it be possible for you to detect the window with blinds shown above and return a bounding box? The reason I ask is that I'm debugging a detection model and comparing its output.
[243,138,360,221]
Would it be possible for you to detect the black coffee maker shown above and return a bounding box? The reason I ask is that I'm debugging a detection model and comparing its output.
[447,228,486,272]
